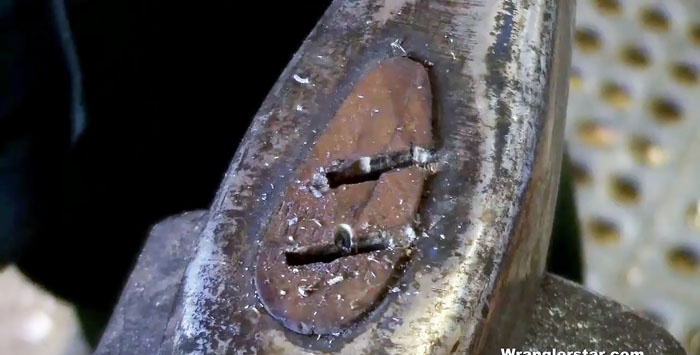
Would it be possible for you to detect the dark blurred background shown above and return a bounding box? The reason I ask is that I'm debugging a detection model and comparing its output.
[3,0,335,345]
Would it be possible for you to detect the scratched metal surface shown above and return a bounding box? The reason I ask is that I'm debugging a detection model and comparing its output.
[158,0,573,354]
[567,1,700,354]
[523,274,686,355]
[93,211,208,355]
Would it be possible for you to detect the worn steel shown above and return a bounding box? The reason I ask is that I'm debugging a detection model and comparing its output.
[94,210,208,355]
[524,274,687,355]
[96,0,591,354]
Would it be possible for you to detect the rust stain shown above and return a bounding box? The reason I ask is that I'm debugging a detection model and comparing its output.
[255,57,433,335]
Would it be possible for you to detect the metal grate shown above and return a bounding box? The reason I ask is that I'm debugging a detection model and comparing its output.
[568,0,700,353]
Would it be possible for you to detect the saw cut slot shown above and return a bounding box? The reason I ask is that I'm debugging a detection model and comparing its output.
[325,146,433,188]
[285,242,387,266]
[285,229,387,266]
[285,225,416,266]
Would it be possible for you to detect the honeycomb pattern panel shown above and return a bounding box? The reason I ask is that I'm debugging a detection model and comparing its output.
[568,0,700,353]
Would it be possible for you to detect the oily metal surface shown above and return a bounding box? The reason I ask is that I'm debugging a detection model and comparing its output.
[567,0,700,353]
[163,0,573,354]
[255,57,432,336]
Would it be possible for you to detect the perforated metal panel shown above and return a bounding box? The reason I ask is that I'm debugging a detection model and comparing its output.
[568,0,700,353]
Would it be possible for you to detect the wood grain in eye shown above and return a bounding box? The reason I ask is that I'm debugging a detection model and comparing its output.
[255,57,433,335]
